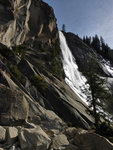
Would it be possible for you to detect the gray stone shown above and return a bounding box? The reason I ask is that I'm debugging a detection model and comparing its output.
[65,127,77,137]
[0,84,29,126]
[74,132,113,150]
[52,134,69,150]
[7,127,18,144]
[0,126,6,142]
[19,126,51,150]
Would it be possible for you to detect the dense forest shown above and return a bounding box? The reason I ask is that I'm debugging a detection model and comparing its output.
[83,35,112,61]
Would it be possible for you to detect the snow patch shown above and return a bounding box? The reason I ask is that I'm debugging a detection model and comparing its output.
[100,59,113,77]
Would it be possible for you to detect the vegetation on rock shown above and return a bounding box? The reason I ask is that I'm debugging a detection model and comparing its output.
[10,65,26,86]
[30,75,47,92]
[50,40,63,79]
[12,44,27,58]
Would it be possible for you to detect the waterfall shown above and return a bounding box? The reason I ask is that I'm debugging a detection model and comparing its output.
[59,31,89,104]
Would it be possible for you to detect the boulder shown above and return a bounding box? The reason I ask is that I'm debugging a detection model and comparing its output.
[0,84,29,126]
[7,127,18,144]
[52,134,69,150]
[18,126,51,150]
[0,126,6,142]
[65,127,78,138]
[74,132,113,150]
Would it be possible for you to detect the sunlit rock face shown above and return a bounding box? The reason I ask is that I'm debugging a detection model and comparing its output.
[0,0,58,47]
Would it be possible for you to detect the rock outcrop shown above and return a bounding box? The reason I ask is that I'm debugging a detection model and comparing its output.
[0,0,94,130]
[0,0,112,150]
[74,132,113,150]
[0,0,58,47]
[0,84,29,126]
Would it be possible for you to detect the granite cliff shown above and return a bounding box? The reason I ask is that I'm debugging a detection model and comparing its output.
[0,0,113,150]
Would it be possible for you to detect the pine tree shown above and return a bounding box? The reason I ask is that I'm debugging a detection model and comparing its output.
[100,36,105,52]
[100,36,110,59]
[91,35,100,53]
[83,36,86,43]
[62,24,66,32]
[85,59,111,130]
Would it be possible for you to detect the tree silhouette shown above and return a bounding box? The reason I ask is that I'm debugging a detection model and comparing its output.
[85,59,111,130]
[91,35,100,53]
[62,24,66,32]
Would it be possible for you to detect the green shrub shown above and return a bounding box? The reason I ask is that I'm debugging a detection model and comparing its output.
[10,65,26,86]
[10,65,21,81]
[51,58,63,79]
[50,40,63,79]
[30,75,47,91]
[13,44,27,58]
[67,122,73,127]
[51,40,61,58]
[20,77,26,86]
[41,43,47,52]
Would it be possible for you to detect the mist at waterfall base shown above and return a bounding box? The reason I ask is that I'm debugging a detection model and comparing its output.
[59,31,90,105]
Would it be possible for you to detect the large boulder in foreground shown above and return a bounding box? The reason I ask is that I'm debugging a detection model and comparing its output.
[0,84,29,126]
[74,132,113,150]
[19,126,51,150]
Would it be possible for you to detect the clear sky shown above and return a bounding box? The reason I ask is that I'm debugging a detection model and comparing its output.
[43,0,113,48]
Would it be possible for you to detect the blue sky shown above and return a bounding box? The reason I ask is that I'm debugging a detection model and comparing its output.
[43,0,113,48]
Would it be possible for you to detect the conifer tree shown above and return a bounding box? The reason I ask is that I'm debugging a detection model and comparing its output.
[62,24,66,32]
[85,59,111,130]
[83,36,86,43]
[100,36,105,51]
[91,35,100,53]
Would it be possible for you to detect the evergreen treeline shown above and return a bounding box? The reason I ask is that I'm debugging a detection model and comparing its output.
[83,35,111,60]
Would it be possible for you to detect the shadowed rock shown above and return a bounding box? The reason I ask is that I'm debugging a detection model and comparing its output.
[0,84,29,126]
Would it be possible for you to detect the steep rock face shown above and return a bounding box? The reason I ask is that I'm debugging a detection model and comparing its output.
[0,84,29,126]
[0,0,94,130]
[0,0,58,47]
[0,0,113,150]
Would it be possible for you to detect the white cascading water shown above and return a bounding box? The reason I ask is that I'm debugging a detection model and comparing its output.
[59,31,89,105]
